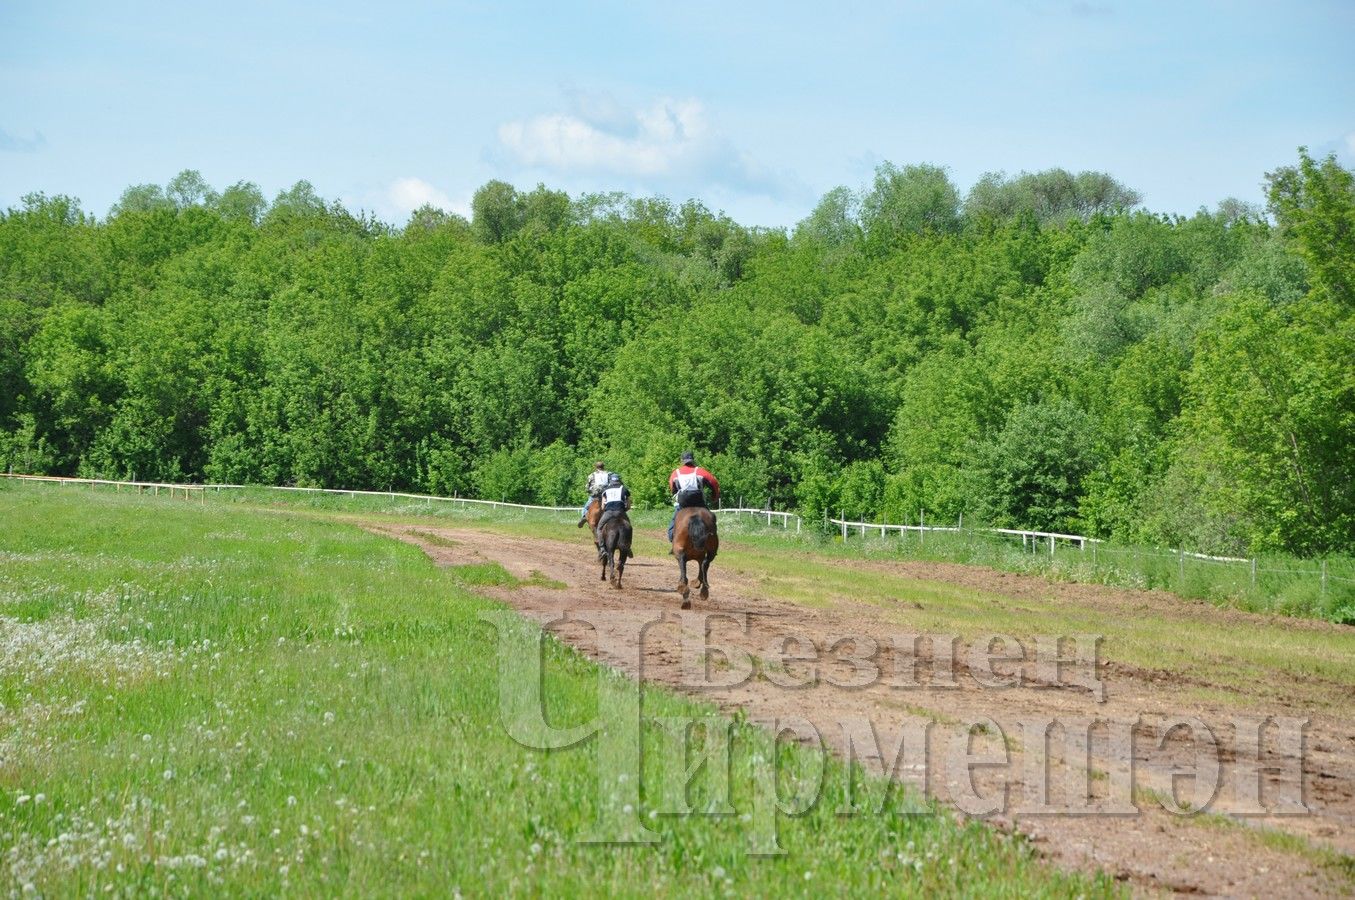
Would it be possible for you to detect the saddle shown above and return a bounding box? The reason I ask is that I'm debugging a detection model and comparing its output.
[597,508,629,531]
[675,490,707,509]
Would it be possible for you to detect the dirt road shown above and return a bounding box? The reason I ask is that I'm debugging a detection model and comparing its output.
[367,521,1355,897]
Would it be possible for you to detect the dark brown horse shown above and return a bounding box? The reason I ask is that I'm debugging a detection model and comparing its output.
[672,506,718,608]
[597,510,633,588]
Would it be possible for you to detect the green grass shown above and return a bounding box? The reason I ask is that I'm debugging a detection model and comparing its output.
[173,483,1355,624]
[221,483,1350,711]
[708,540,1355,709]
[72,480,1351,707]
[0,483,1115,897]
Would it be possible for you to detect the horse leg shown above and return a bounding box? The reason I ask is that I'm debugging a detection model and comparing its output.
[698,555,711,601]
[676,552,691,609]
[614,546,625,588]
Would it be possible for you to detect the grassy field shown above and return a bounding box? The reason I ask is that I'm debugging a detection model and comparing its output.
[0,482,1115,897]
[192,486,1355,712]
[171,484,1355,625]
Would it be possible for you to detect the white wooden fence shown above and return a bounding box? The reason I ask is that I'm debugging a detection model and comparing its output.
[5,473,1347,595]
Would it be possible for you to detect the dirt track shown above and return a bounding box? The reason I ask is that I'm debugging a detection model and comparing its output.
[366,521,1355,897]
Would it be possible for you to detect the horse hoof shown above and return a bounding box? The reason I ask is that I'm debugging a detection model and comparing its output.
[680,598,692,610]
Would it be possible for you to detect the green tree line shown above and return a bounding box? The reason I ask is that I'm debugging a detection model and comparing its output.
[2,154,1351,556]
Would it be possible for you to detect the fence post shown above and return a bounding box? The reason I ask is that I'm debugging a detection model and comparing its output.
[1048,535,1054,557]
[1092,542,1098,566]
[1322,560,1328,596]
[920,510,925,547]
[1250,558,1256,589]
[1179,550,1185,590]
[841,511,847,541]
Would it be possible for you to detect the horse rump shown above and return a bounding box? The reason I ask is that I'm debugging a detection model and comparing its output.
[687,512,709,552]
[599,513,633,587]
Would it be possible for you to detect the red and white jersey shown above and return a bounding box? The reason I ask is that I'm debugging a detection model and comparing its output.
[668,465,720,501]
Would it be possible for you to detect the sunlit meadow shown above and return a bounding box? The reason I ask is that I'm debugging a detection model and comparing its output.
[0,483,1115,896]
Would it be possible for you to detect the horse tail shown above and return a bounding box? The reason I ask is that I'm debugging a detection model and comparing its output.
[688,513,708,552]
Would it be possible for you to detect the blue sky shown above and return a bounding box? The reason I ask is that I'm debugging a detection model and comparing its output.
[2,0,1352,227]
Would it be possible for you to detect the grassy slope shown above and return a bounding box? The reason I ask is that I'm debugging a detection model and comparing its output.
[0,484,1112,897]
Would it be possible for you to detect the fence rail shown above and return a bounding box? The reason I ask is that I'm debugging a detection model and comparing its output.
[5,473,1347,596]
[718,507,802,532]
[1,473,579,513]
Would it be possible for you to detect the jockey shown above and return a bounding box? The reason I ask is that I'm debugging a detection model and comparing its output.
[596,472,634,559]
[578,460,610,527]
[599,473,631,517]
[667,451,720,542]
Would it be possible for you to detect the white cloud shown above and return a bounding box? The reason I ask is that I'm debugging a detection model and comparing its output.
[347,177,470,225]
[499,98,707,177]
[387,177,462,216]
[497,95,790,197]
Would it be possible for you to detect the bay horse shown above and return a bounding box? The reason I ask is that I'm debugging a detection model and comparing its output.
[585,496,603,550]
[672,506,718,609]
[597,509,633,588]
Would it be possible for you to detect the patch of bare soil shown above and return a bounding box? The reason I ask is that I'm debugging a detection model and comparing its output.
[366,521,1355,898]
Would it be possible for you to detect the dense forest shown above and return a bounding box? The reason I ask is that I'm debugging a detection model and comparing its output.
[1,152,1351,556]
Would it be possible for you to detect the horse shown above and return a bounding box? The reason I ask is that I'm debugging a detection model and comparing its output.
[672,506,718,608]
[585,495,603,547]
[597,509,633,588]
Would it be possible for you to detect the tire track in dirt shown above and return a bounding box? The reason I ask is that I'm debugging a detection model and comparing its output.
[367,521,1355,897]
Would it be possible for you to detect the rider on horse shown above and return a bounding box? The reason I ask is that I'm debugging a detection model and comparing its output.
[667,451,720,542]
[597,472,632,532]
[596,472,633,561]
[578,460,611,527]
